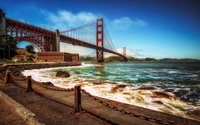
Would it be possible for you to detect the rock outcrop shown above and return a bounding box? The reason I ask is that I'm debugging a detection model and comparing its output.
[55,71,70,77]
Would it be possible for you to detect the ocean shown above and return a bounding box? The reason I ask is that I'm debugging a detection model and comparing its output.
[22,62,200,120]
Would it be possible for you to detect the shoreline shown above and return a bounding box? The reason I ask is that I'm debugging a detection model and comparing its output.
[0,63,200,124]
[21,64,200,121]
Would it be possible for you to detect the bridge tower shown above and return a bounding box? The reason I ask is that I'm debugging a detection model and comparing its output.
[96,18,104,62]
[123,47,126,57]
[0,9,6,34]
[123,47,128,61]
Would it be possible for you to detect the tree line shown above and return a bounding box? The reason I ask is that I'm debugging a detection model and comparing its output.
[0,34,17,59]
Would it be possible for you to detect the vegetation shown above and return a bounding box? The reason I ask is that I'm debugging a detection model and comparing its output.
[79,56,95,61]
[0,34,17,59]
[0,58,14,63]
[0,58,34,64]
[26,54,36,61]
[25,45,35,54]
[105,56,124,62]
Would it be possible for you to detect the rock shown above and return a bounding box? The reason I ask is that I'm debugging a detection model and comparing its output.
[56,71,70,77]
[190,109,200,116]
[173,89,190,97]
[152,100,163,105]
[44,82,54,86]
[111,84,127,93]
[138,85,156,90]
[152,91,174,99]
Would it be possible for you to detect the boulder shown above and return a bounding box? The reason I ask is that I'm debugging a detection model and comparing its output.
[56,71,70,77]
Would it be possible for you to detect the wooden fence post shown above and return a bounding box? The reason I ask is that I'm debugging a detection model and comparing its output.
[4,70,12,84]
[26,76,33,92]
[74,85,82,114]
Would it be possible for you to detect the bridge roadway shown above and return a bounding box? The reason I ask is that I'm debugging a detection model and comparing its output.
[2,79,198,125]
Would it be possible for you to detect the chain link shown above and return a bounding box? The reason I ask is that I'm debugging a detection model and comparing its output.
[81,89,188,125]
[31,79,74,92]
[10,73,27,81]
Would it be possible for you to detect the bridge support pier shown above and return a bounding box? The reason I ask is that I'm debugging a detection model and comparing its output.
[55,29,60,52]
[0,9,6,34]
[96,18,104,62]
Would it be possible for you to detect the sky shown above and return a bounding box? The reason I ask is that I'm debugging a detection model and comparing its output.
[0,0,200,59]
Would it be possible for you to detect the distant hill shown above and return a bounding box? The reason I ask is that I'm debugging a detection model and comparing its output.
[79,56,95,62]
[160,58,200,62]
[79,55,200,62]
[105,56,124,62]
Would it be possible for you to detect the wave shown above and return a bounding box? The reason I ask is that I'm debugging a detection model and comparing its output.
[21,63,200,121]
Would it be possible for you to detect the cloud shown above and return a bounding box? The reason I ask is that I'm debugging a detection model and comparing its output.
[40,9,147,33]
[116,48,137,57]
[41,10,98,31]
[104,48,144,57]
[60,42,94,56]
[111,17,148,30]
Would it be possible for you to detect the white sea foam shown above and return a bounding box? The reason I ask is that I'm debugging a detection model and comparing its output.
[22,67,199,120]
[168,70,179,74]
[185,74,198,77]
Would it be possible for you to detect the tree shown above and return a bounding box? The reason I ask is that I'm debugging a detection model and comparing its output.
[0,35,6,58]
[0,34,17,59]
[25,45,35,54]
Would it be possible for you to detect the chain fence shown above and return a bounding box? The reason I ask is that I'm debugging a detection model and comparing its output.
[31,78,74,92]
[81,89,188,125]
[1,63,190,125]
[10,73,27,81]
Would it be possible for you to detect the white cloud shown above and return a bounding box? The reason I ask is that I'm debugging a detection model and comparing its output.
[41,10,98,31]
[60,42,94,56]
[116,48,137,57]
[40,9,147,32]
[104,48,141,57]
[112,17,148,30]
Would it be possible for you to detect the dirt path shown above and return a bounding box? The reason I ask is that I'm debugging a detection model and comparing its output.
[0,83,109,125]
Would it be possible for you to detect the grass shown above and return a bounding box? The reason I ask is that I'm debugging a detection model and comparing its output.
[0,58,14,63]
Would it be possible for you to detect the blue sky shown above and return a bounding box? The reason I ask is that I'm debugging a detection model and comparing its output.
[1,0,200,59]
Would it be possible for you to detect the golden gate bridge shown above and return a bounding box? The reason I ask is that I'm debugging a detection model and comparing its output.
[0,9,127,62]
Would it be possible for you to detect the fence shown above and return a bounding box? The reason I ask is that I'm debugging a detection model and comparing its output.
[1,64,190,125]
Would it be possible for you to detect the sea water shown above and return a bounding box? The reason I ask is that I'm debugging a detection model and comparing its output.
[22,62,200,120]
